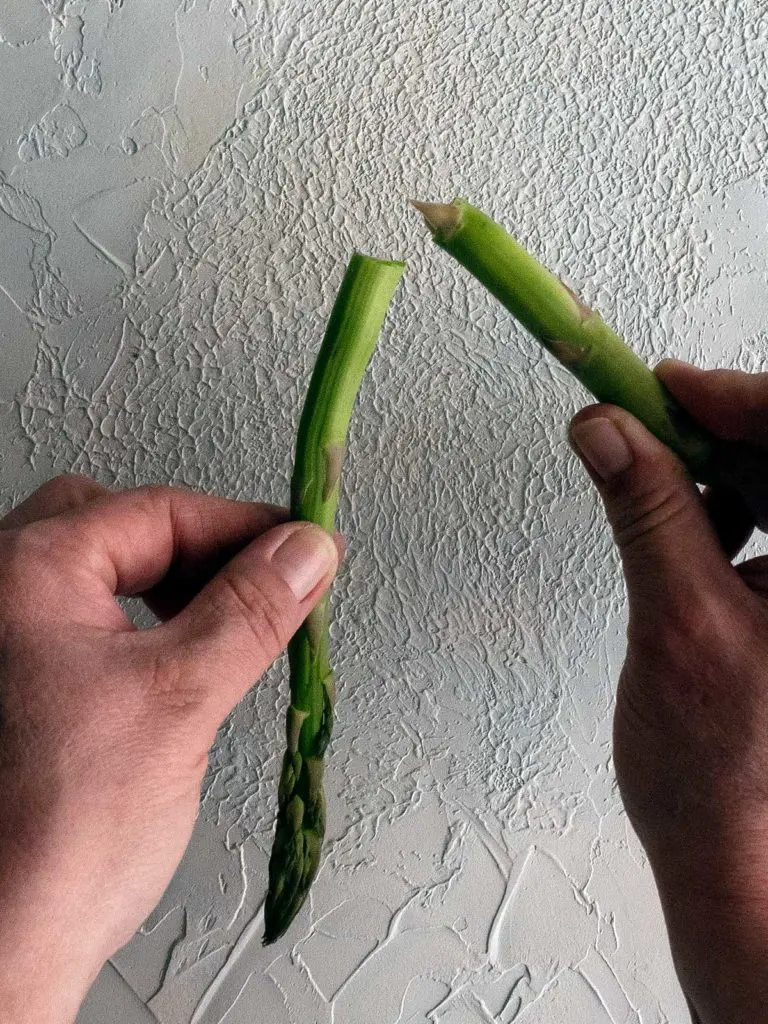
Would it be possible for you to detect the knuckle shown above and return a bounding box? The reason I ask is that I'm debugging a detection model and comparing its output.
[221,573,292,658]
[135,483,191,506]
[655,607,714,665]
[132,484,173,515]
[145,647,207,716]
[611,474,694,552]
[44,473,103,506]
[0,474,100,531]
[132,485,187,550]
[0,527,49,589]
[630,594,733,674]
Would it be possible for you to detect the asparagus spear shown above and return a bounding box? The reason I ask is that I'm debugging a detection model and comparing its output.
[412,198,717,481]
[263,252,405,945]
[414,199,768,527]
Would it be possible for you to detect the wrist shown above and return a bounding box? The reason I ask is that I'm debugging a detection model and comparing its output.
[0,915,98,1024]
[0,955,91,1024]
[649,829,768,1023]
[0,853,109,1023]
[660,887,768,1024]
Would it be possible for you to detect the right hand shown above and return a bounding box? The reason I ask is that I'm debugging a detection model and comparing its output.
[569,361,768,1024]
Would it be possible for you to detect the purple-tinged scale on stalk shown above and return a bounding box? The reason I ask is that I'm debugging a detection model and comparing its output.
[322,669,337,707]
[286,705,308,753]
[304,759,326,824]
[561,281,594,322]
[305,602,327,655]
[543,336,590,366]
[323,444,345,501]
[285,795,304,832]
[305,756,324,791]
[278,751,302,806]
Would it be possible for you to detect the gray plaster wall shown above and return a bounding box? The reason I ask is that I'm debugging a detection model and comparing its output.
[1,1,766,1021]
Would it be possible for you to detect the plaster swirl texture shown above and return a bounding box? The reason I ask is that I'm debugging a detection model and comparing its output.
[0,0,766,1021]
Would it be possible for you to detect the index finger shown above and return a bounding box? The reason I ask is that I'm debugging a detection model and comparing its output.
[702,484,755,559]
[38,484,288,597]
[656,361,768,530]
[0,474,108,530]
[656,361,768,446]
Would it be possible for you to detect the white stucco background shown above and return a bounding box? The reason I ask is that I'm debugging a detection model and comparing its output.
[1,1,767,1021]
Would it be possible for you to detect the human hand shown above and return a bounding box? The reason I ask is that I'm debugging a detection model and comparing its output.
[569,363,768,1023]
[0,477,339,1024]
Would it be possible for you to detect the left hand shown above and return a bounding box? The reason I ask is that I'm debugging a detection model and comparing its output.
[0,476,339,1024]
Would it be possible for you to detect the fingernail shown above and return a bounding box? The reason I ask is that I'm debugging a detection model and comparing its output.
[655,357,688,371]
[571,418,633,481]
[270,524,337,600]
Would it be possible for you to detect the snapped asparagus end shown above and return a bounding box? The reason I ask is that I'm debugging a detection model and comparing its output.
[411,199,463,239]
[350,251,407,273]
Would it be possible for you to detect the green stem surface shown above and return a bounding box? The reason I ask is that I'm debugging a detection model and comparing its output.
[414,198,717,481]
[263,252,404,944]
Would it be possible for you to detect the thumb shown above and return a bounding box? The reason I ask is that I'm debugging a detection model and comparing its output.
[158,521,339,721]
[569,406,736,618]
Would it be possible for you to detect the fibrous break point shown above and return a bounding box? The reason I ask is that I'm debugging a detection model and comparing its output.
[411,200,462,236]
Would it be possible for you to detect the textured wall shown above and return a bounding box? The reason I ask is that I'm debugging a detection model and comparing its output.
[1,0,767,1021]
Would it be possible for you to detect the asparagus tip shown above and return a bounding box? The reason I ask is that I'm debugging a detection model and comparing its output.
[411,200,462,236]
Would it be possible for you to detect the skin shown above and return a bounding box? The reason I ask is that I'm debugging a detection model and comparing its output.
[570,360,768,1023]
[1,361,767,1022]
[0,481,339,1023]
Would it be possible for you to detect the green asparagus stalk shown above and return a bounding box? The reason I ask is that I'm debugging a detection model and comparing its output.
[263,252,404,945]
[413,198,717,481]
